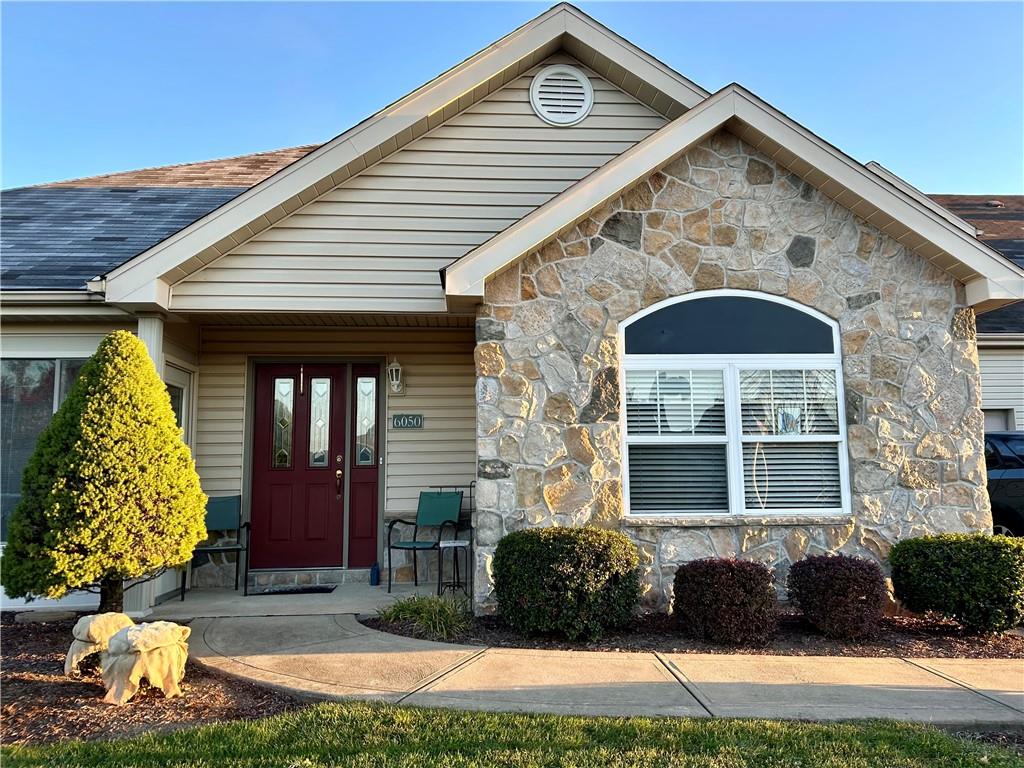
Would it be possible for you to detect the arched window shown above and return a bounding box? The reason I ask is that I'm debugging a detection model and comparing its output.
[619,290,850,518]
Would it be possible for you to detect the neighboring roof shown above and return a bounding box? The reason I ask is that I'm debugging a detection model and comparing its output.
[40,145,319,189]
[928,195,1024,263]
[928,195,1024,335]
[97,3,709,307]
[0,187,245,289]
[444,84,1024,312]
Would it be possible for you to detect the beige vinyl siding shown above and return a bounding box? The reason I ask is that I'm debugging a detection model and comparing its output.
[194,327,475,518]
[171,55,667,313]
[163,321,199,367]
[979,345,1024,430]
[0,322,137,358]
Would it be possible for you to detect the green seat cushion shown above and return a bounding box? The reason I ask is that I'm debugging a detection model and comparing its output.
[390,540,439,550]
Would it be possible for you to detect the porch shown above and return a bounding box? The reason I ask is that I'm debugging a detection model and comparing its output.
[132,311,480,612]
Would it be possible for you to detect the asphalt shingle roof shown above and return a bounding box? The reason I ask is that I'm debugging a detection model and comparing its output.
[39,145,318,189]
[0,186,245,289]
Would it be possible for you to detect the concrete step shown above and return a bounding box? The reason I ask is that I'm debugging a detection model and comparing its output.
[248,568,371,592]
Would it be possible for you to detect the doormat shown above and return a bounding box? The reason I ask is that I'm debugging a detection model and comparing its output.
[252,585,336,596]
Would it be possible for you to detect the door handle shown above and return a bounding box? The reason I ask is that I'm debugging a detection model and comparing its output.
[335,469,343,497]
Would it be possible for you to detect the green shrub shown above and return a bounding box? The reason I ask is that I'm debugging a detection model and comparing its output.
[492,527,641,641]
[787,554,887,639]
[0,331,207,611]
[377,595,471,641]
[889,534,1024,633]
[673,558,777,645]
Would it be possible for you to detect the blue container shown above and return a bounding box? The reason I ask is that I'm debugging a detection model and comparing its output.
[369,561,380,587]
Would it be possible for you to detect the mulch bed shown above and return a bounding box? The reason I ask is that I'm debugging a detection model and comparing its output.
[363,611,1024,658]
[0,611,305,746]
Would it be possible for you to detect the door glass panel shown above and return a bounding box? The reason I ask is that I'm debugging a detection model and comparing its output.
[272,377,294,469]
[355,376,376,466]
[308,377,331,467]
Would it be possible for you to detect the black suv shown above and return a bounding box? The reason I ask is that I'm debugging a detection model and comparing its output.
[985,432,1024,536]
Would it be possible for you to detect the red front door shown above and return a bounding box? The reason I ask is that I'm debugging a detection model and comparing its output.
[250,363,347,568]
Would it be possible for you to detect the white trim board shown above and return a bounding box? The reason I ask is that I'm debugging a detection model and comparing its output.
[443,85,1024,311]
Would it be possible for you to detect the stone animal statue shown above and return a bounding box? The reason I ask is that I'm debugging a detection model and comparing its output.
[64,612,135,676]
[100,621,191,705]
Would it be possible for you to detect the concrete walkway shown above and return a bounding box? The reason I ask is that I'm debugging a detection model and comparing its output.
[187,613,1024,726]
[152,584,431,620]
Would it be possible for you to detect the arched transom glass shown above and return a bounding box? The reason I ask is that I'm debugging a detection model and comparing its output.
[619,291,849,518]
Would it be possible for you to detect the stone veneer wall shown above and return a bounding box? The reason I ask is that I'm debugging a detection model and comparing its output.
[472,130,990,611]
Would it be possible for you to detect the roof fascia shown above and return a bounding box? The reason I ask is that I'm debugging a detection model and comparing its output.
[729,86,1023,294]
[965,277,1024,314]
[0,290,133,319]
[445,84,1024,308]
[865,161,977,236]
[560,6,708,113]
[1,290,107,304]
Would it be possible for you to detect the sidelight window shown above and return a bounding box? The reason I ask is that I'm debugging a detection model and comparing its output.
[354,376,376,466]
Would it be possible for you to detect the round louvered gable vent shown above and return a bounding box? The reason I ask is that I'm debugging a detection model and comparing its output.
[529,65,594,126]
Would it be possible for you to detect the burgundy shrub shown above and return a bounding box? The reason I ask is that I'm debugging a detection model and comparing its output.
[672,558,777,645]
[787,554,887,639]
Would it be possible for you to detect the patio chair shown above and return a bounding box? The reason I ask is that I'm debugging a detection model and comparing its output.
[387,490,463,594]
[181,495,250,600]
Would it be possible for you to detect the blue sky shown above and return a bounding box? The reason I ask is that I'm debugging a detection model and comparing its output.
[2,2,1021,193]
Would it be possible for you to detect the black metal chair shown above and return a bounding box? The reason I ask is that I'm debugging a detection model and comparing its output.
[387,490,463,593]
[181,495,250,600]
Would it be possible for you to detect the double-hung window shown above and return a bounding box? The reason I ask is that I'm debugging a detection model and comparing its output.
[621,292,849,518]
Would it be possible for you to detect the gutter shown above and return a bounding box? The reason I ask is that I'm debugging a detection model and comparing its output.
[1,290,106,304]
[977,333,1024,348]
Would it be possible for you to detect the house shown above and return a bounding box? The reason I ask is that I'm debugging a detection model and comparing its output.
[2,4,1022,613]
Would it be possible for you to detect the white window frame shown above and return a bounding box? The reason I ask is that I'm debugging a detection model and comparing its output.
[618,290,851,519]
[163,360,196,449]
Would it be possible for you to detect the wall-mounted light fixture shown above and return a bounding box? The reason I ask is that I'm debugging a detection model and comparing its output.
[387,357,404,395]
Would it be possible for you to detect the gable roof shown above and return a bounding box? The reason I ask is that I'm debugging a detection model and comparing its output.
[443,84,1024,312]
[8,142,1020,298]
[5,4,1021,314]
[98,3,708,307]
[5,143,1020,296]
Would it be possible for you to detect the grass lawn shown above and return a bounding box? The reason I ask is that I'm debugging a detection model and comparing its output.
[3,702,1021,768]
